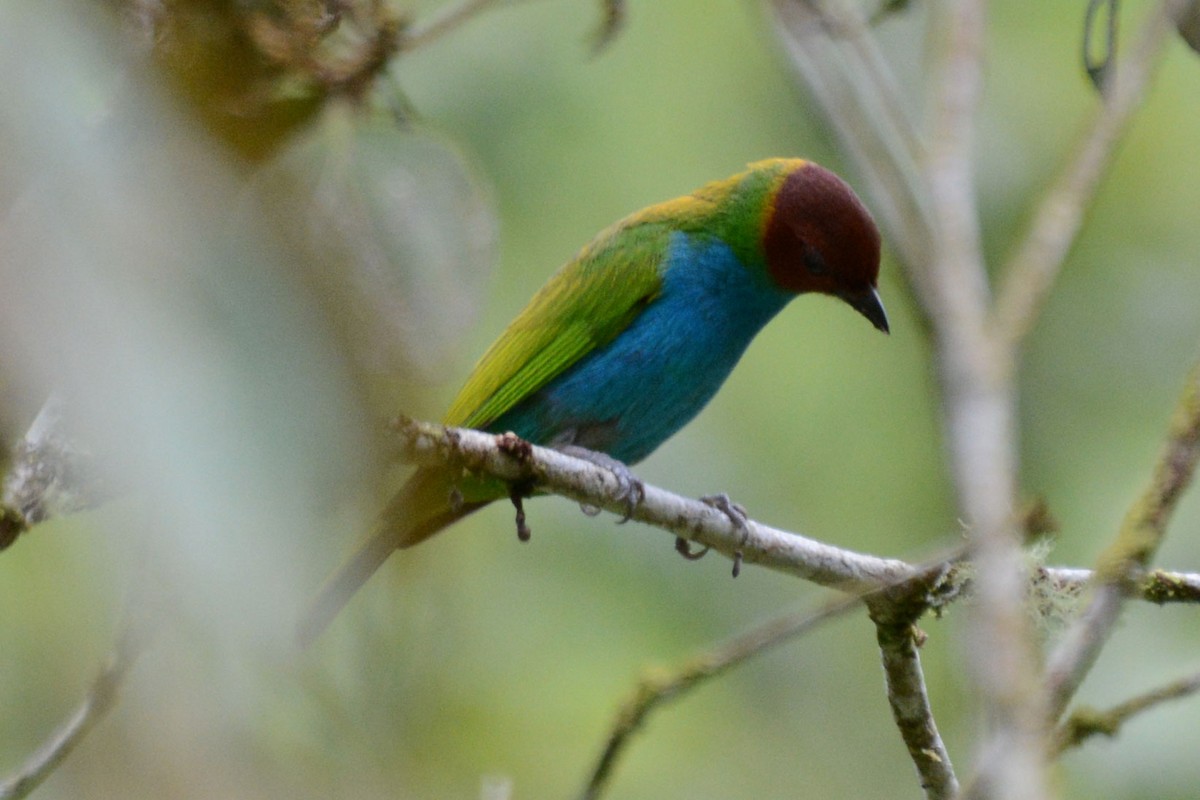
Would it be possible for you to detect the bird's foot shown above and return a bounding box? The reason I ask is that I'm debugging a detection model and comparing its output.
[508,482,534,542]
[701,493,751,578]
[674,536,710,561]
[559,445,645,523]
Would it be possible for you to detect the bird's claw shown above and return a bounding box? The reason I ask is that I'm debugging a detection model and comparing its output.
[560,445,645,523]
[701,493,748,528]
[508,482,533,542]
[701,493,751,578]
[674,536,710,561]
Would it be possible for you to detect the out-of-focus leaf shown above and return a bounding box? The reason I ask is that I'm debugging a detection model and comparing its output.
[249,102,497,382]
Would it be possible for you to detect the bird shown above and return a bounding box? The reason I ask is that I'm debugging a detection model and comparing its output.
[299,158,887,644]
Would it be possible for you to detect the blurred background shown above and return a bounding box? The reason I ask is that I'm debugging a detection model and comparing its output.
[1,0,1199,797]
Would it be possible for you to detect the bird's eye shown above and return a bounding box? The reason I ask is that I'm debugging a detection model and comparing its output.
[803,244,829,277]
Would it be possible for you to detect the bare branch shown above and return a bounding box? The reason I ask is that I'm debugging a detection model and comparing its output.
[388,418,1200,610]
[578,591,865,800]
[397,0,508,53]
[867,565,964,800]
[0,614,148,800]
[1044,357,1200,719]
[768,0,936,295]
[992,1,1181,357]
[387,418,918,590]
[1051,669,1200,755]
[1039,566,1200,607]
[1,394,110,550]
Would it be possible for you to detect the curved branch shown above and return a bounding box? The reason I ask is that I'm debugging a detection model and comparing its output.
[992,0,1181,357]
[578,591,866,800]
[0,615,147,800]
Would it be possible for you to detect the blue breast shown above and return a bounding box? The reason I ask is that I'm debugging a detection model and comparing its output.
[490,232,792,464]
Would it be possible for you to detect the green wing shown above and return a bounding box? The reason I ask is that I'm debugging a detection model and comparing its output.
[444,220,672,430]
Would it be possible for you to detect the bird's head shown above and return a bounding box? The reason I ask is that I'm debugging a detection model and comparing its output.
[762,161,888,333]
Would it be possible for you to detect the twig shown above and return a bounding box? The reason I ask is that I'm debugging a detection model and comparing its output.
[1039,566,1200,606]
[920,1,1054,797]
[769,0,936,301]
[388,418,917,591]
[577,553,964,800]
[0,613,149,800]
[1,394,110,550]
[992,0,1180,359]
[1051,668,1200,755]
[397,0,509,52]
[1044,357,1200,720]
[578,591,866,800]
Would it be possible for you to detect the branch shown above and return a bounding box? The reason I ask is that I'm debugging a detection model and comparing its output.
[397,0,508,52]
[1,394,110,550]
[769,0,936,302]
[387,417,917,591]
[1038,566,1200,607]
[1051,668,1200,755]
[579,555,963,800]
[386,418,1200,609]
[0,613,148,800]
[578,591,866,800]
[992,0,1181,357]
[1044,356,1200,719]
[866,566,963,800]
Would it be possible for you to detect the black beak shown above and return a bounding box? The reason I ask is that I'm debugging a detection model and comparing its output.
[844,287,889,334]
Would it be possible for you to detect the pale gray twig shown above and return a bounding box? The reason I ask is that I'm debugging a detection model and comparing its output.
[1044,357,1200,720]
[1,394,110,550]
[0,611,149,800]
[992,1,1182,359]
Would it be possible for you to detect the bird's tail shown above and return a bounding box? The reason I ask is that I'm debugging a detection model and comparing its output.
[297,467,485,647]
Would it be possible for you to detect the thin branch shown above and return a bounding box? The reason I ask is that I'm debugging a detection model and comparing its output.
[1044,356,1200,720]
[1039,566,1200,607]
[397,0,509,52]
[387,418,918,591]
[0,614,148,800]
[1051,668,1200,755]
[768,0,936,298]
[578,591,866,800]
[579,555,962,800]
[1,394,110,550]
[992,1,1181,358]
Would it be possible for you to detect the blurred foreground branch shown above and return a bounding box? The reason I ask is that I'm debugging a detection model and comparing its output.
[768,1,1192,796]
[0,395,109,550]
